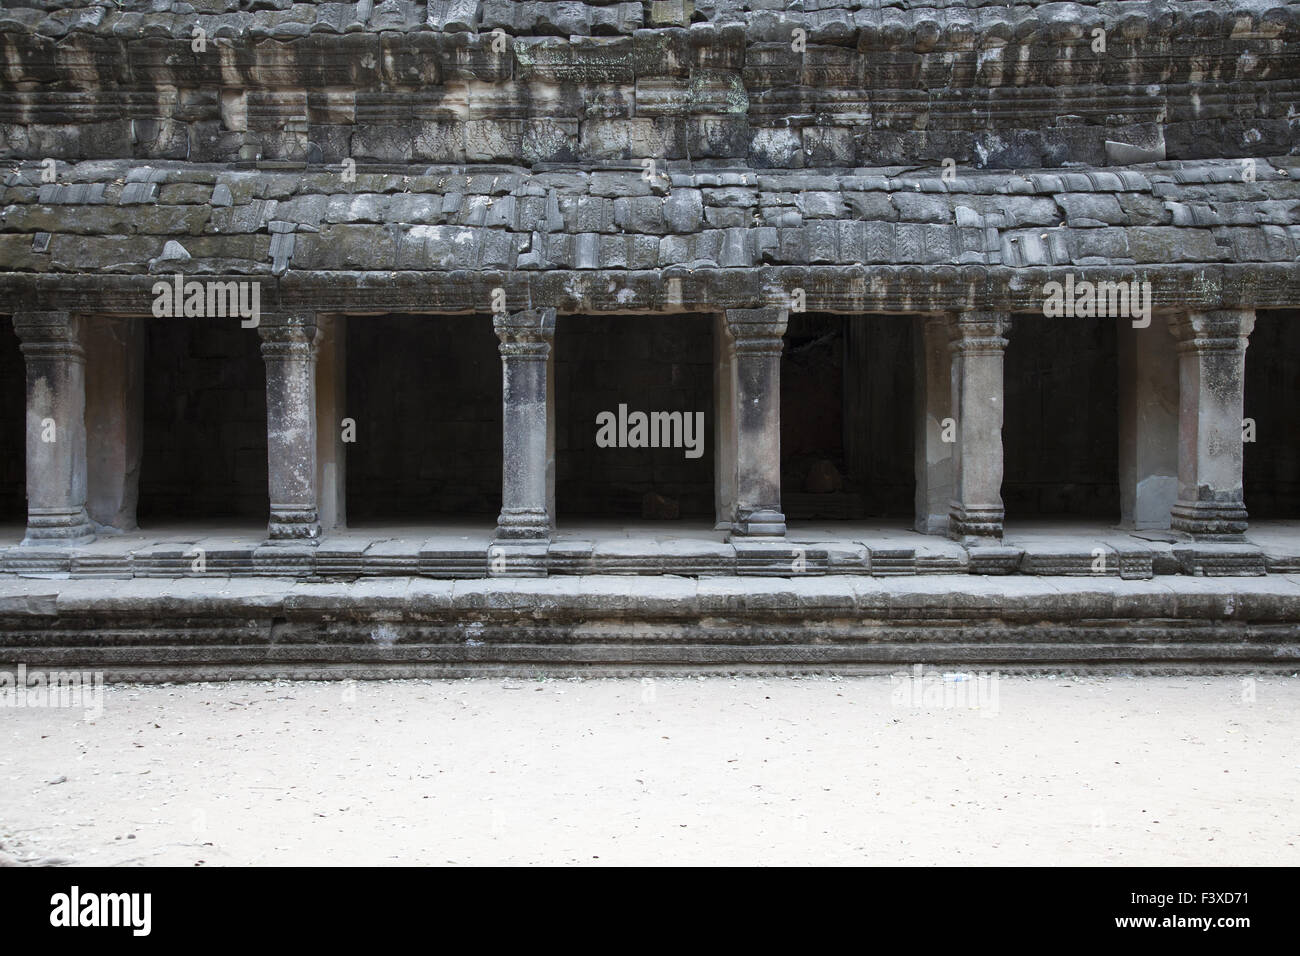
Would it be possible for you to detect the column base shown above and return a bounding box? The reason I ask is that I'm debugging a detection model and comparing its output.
[494,508,552,541]
[729,509,787,539]
[948,503,1004,543]
[267,506,322,544]
[1170,500,1249,539]
[22,508,96,547]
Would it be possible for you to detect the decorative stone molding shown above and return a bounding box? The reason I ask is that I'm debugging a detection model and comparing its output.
[258,313,323,543]
[947,310,1010,542]
[494,309,556,545]
[12,312,95,546]
[1167,310,1256,538]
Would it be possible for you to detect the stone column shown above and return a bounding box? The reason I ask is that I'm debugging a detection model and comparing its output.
[725,307,787,538]
[713,313,738,530]
[494,309,556,541]
[914,315,954,534]
[258,313,321,543]
[315,314,346,532]
[13,312,94,545]
[84,316,144,533]
[1168,310,1255,537]
[948,311,1009,542]
[1118,317,1179,530]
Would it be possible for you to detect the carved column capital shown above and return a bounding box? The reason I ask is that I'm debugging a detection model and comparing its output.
[258,313,320,360]
[947,310,1010,355]
[494,309,556,359]
[725,307,788,355]
[1168,310,1255,354]
[13,312,84,363]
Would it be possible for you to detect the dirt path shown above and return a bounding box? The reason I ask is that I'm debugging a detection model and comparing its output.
[2,675,1296,866]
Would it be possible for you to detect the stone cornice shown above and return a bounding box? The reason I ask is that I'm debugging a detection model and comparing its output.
[3,263,1296,316]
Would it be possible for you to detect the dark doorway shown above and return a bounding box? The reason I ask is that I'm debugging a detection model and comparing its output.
[1244,310,1300,518]
[139,318,267,522]
[781,313,914,520]
[555,315,713,521]
[0,321,25,522]
[1003,314,1119,519]
[345,315,501,523]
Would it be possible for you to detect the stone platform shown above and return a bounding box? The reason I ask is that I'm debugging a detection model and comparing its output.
[2,520,1298,580]
[4,521,1295,679]
[2,571,1299,681]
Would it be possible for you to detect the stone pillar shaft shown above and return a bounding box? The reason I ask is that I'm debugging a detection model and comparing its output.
[725,307,787,538]
[1168,310,1255,538]
[494,309,556,540]
[13,313,94,545]
[259,313,321,542]
[948,311,1009,542]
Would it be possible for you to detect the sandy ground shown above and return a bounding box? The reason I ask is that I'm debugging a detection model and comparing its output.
[1,674,1297,866]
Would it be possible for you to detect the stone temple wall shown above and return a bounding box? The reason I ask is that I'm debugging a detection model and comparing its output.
[0,1,1298,675]
[1,0,1296,169]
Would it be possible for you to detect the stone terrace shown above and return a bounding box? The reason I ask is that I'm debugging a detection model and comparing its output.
[1,1,1298,673]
